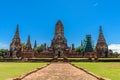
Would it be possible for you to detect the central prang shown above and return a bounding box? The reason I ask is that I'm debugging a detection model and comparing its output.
[51,20,69,59]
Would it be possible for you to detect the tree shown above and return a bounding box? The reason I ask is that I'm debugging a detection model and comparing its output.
[80,46,85,53]
[0,49,6,57]
[113,52,119,57]
[75,46,81,52]
[36,44,44,53]
[0,52,3,56]
[21,43,26,48]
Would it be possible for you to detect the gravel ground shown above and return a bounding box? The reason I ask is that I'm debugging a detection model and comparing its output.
[22,63,98,80]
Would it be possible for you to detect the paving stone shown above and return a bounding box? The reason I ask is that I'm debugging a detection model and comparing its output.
[22,63,98,80]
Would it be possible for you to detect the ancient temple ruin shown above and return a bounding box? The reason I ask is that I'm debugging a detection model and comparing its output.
[95,26,108,57]
[10,24,22,58]
[50,20,70,59]
[9,20,109,59]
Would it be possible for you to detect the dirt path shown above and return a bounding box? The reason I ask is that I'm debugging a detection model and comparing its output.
[22,63,99,80]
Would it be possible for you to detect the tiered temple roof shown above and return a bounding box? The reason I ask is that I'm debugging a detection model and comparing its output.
[25,35,32,51]
[34,40,37,49]
[10,24,21,49]
[96,26,108,48]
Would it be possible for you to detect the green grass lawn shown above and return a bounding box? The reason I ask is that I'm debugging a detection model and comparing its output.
[0,62,48,80]
[72,62,120,80]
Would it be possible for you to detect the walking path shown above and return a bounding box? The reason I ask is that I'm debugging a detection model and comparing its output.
[21,63,99,80]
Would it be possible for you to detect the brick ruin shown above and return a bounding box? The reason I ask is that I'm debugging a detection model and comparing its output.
[9,20,111,59]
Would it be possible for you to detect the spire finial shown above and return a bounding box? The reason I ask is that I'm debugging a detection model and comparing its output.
[56,20,63,26]
[100,25,103,34]
[12,24,21,43]
[16,24,19,32]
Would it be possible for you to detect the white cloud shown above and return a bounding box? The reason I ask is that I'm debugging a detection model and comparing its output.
[108,44,120,53]
[0,43,9,49]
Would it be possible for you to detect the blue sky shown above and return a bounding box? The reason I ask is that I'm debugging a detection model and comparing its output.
[0,0,120,51]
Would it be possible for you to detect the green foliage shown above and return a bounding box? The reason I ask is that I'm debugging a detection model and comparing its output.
[0,62,47,80]
[0,49,6,53]
[21,43,26,48]
[72,62,120,80]
[75,46,81,52]
[36,44,44,52]
[113,52,119,57]
[80,46,85,53]
[75,46,86,53]
[0,49,6,56]
[0,52,3,56]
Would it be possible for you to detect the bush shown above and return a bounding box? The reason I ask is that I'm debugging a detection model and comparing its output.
[98,58,120,62]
